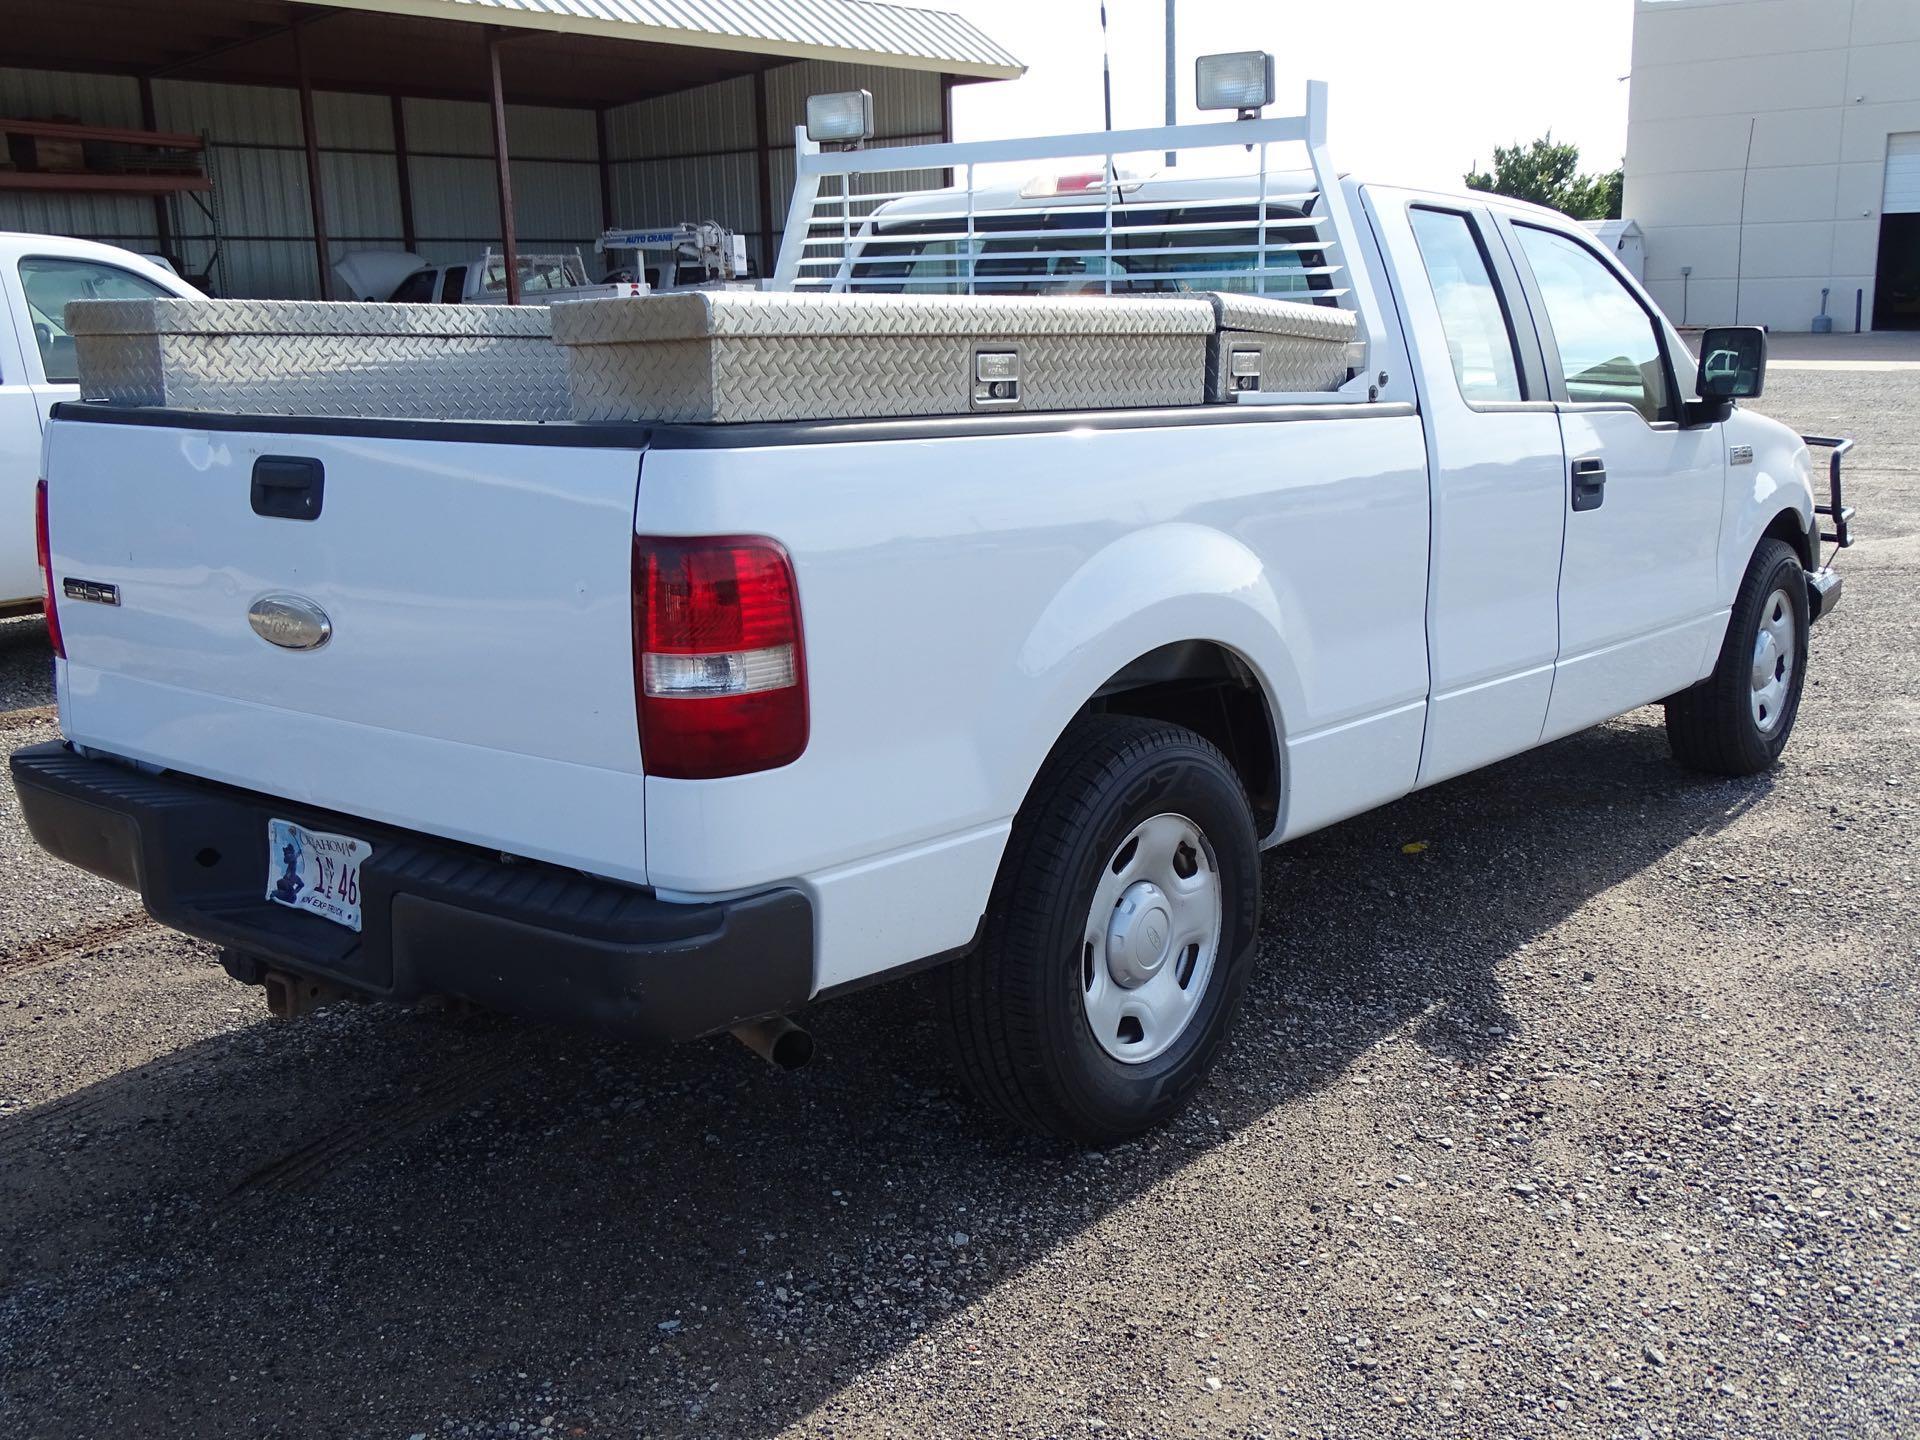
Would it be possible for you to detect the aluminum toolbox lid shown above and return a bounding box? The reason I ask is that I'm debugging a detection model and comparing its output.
[1202,291,1357,343]
[549,290,1217,346]
[64,297,554,340]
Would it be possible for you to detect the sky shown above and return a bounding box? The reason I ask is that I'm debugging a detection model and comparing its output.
[930,0,1634,192]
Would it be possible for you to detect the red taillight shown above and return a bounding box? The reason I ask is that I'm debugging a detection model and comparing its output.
[35,479,64,659]
[632,535,807,779]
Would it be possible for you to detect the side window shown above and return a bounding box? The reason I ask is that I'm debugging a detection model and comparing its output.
[18,256,172,383]
[439,266,468,303]
[1514,224,1672,424]
[389,269,438,304]
[1407,208,1524,404]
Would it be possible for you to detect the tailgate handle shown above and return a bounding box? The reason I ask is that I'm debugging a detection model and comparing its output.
[251,456,324,522]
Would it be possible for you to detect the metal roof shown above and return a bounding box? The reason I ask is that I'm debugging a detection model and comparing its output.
[299,0,1025,80]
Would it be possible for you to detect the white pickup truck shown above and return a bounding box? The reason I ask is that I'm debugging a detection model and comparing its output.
[12,87,1855,1142]
[0,233,200,612]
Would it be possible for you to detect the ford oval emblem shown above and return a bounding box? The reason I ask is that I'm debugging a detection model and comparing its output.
[248,593,332,652]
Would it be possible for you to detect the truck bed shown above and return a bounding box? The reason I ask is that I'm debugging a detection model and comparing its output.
[44,392,1431,989]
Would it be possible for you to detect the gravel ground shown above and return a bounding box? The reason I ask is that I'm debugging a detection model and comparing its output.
[1,368,1914,1439]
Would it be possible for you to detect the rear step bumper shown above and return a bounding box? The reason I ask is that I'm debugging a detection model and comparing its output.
[9,742,812,1041]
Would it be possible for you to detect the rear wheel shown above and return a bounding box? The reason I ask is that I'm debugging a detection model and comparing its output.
[938,714,1261,1145]
[1665,538,1809,775]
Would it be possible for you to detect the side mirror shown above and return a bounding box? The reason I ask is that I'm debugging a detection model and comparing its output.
[1696,325,1766,400]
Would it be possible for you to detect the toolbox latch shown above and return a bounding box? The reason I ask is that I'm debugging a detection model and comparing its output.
[972,348,1021,410]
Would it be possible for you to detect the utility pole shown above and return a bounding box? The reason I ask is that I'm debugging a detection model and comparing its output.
[1099,2,1118,186]
[1164,0,1176,167]
[1100,2,1114,134]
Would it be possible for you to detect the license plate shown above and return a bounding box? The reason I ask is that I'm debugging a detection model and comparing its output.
[265,819,371,932]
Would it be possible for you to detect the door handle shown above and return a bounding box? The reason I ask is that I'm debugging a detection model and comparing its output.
[251,456,324,521]
[1570,456,1606,513]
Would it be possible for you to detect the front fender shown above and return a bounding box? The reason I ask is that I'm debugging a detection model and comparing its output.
[1720,408,1816,595]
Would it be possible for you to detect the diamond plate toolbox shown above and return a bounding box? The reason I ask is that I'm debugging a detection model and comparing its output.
[67,299,572,421]
[551,290,1216,424]
[1202,293,1359,401]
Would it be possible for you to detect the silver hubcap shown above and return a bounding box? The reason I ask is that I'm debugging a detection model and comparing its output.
[1081,813,1222,1064]
[1749,587,1796,734]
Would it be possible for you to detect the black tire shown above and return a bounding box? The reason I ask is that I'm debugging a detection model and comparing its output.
[937,714,1261,1145]
[1665,538,1809,776]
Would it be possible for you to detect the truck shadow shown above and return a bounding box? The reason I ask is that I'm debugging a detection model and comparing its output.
[0,710,1770,1436]
[0,615,54,714]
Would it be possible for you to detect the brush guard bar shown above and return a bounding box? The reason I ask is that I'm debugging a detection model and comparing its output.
[1800,434,1856,551]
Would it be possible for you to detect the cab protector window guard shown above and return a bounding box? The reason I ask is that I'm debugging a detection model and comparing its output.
[772,80,1384,404]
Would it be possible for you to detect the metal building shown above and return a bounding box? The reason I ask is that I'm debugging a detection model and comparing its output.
[0,0,1022,300]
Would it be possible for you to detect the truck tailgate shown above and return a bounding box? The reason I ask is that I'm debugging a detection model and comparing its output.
[44,414,650,883]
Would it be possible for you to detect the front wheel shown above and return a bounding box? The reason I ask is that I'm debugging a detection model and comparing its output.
[937,715,1261,1145]
[1665,538,1809,775]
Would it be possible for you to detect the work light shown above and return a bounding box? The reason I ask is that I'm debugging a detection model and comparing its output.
[805,90,875,145]
[1195,51,1275,115]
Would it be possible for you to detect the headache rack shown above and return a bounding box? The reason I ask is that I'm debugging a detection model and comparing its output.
[772,81,1384,403]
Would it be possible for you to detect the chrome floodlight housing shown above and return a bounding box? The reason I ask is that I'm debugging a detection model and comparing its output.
[1196,51,1276,115]
[805,89,875,146]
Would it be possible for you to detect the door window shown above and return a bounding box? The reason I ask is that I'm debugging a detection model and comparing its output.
[1408,208,1524,403]
[17,256,172,383]
[439,266,468,303]
[1514,225,1671,423]
[389,269,438,304]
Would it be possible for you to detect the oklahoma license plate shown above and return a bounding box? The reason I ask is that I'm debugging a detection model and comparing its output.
[265,819,371,932]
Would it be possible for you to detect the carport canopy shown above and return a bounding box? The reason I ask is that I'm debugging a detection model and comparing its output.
[0,0,1023,297]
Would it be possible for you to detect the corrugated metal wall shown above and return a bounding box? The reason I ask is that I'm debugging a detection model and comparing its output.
[0,69,157,258]
[605,61,946,273]
[2,59,944,298]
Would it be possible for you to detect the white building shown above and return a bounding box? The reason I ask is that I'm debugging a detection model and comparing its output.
[1623,0,1920,331]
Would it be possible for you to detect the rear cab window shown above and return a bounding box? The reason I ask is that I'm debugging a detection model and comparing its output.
[1407,207,1524,404]
[849,201,1333,301]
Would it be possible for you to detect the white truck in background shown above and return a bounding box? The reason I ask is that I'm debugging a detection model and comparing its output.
[331,223,751,306]
[332,247,604,306]
[13,79,1856,1143]
[0,233,201,613]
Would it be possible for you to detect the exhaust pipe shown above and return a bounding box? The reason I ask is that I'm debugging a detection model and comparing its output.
[731,1015,814,1070]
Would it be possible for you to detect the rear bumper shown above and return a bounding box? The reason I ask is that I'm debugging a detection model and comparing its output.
[8,741,812,1041]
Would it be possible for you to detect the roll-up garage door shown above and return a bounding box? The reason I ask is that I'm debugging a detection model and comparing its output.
[1877,135,1920,328]
[1887,133,1920,213]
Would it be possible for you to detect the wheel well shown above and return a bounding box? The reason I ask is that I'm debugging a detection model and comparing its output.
[1763,507,1816,572]
[1083,641,1281,834]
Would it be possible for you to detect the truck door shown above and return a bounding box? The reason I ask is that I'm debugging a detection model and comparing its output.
[1498,221,1724,740]
[3,263,181,606]
[0,264,43,606]
[1365,191,1567,785]
[2,255,186,603]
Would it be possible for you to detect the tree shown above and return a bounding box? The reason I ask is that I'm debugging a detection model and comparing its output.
[1464,135,1623,221]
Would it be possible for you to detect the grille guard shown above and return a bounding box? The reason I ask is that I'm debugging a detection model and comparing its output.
[1801,434,1856,551]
